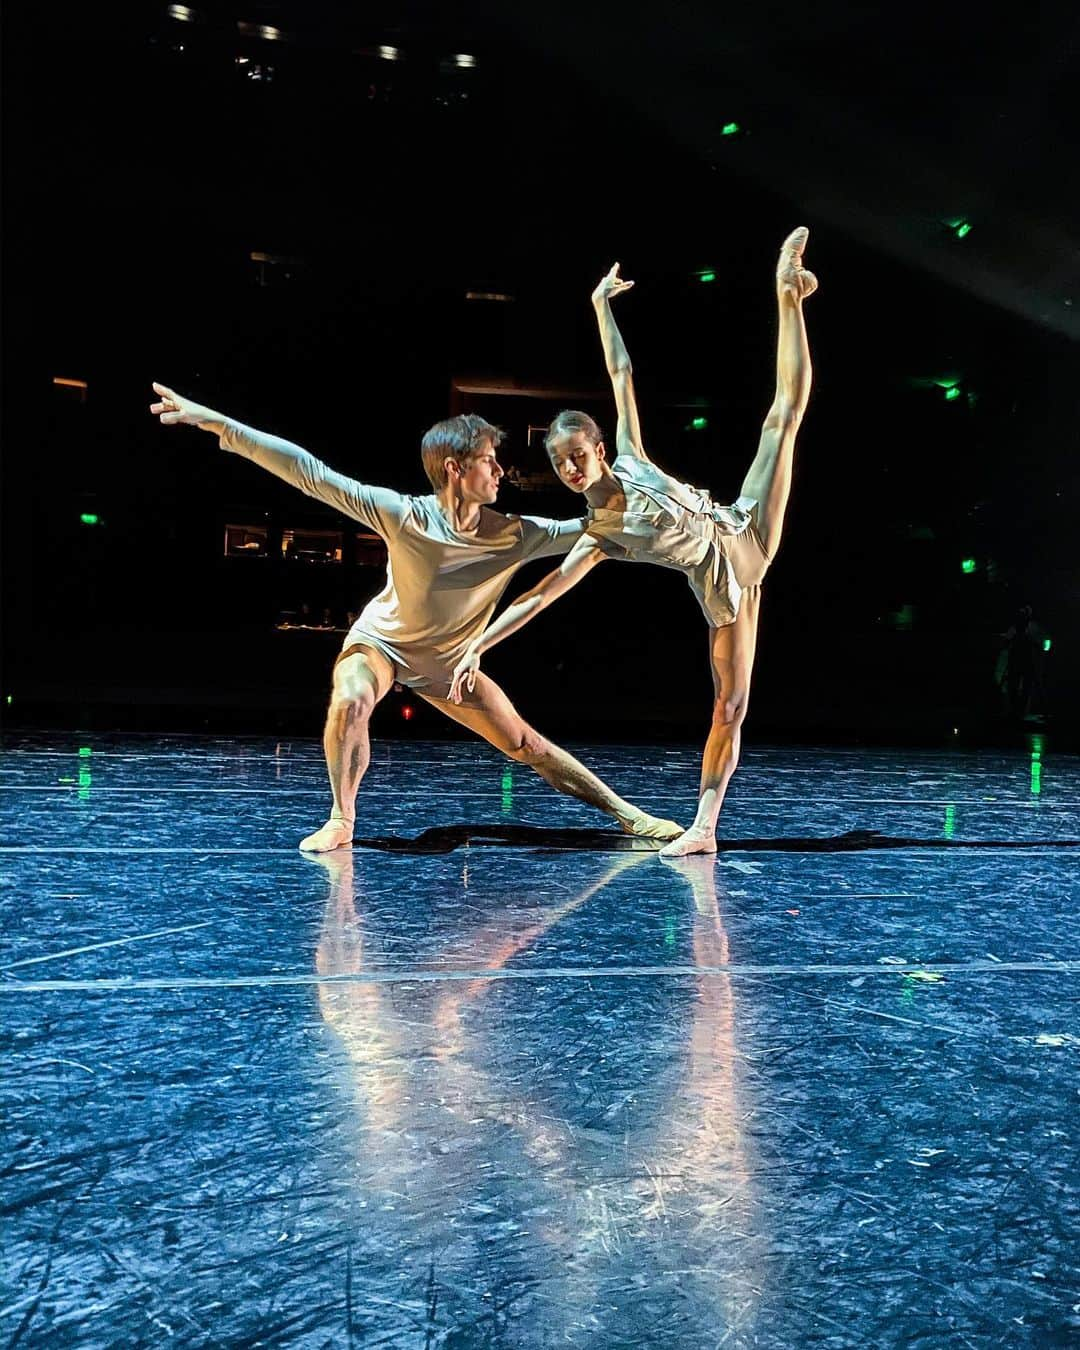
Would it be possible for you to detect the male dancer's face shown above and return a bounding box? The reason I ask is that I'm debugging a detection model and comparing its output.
[453,437,504,506]
[547,431,606,493]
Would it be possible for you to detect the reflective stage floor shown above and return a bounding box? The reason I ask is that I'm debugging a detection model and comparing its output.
[2,735,1078,1347]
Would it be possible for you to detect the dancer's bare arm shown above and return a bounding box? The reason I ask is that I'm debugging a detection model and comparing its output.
[592,264,648,461]
[449,535,606,702]
[149,382,405,532]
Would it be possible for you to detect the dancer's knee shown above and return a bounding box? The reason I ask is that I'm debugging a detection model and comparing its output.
[713,689,749,730]
[330,684,376,724]
[504,723,551,766]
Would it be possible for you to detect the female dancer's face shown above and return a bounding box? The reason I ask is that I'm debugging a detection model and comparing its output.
[547,431,606,493]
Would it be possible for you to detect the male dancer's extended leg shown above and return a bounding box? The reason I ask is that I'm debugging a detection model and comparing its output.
[423,674,683,841]
[300,644,396,852]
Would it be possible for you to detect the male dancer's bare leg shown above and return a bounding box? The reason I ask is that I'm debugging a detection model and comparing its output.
[659,228,814,859]
[424,674,683,840]
[300,644,396,851]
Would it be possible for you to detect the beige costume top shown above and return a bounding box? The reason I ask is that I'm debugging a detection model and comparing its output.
[585,454,769,627]
[221,421,582,692]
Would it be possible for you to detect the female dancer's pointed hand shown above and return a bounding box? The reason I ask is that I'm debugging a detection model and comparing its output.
[449,646,482,704]
[149,382,223,431]
[591,262,635,306]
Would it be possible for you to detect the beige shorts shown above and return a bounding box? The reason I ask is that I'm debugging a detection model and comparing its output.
[338,627,458,697]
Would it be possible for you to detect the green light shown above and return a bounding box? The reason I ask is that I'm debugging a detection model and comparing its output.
[79,746,93,757]
[721,122,740,136]
[1043,638,1052,653]
[80,513,100,526]
[698,270,717,283]
[664,914,677,948]
[961,558,977,574]
[4,696,10,705]
[501,767,513,815]
[956,223,972,239]
[1031,760,1042,797]
[943,805,956,840]
[944,386,962,402]
[691,416,708,430]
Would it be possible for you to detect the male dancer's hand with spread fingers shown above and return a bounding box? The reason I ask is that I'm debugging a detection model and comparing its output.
[149,382,226,434]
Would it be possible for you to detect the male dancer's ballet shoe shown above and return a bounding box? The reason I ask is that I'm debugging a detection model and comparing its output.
[622,811,685,843]
[299,819,354,852]
[776,226,818,301]
[658,825,719,859]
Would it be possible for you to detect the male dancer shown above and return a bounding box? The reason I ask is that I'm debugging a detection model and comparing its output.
[149,384,681,850]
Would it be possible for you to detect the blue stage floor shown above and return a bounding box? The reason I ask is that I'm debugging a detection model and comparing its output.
[2,735,1078,1346]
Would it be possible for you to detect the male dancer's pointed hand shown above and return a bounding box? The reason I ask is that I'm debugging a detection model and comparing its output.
[449,646,482,704]
[149,382,225,432]
[591,262,635,306]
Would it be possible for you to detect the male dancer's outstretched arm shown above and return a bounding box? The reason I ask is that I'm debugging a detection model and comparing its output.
[150,383,405,531]
[591,264,649,462]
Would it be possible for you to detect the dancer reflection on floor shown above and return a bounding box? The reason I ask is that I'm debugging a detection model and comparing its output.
[313,849,760,1342]
[451,229,817,857]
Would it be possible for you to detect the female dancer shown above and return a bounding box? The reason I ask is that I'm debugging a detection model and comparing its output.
[449,228,816,857]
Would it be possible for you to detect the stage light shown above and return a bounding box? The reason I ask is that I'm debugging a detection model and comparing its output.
[378,45,400,61]
[80,513,100,526]
[259,25,281,40]
[168,4,196,20]
[943,386,961,402]
[943,217,973,239]
[453,53,476,68]
[690,416,708,430]
[5,696,11,706]
[697,270,716,283]
[721,122,740,136]
[401,704,415,721]
[1043,638,1052,652]
[961,558,976,574]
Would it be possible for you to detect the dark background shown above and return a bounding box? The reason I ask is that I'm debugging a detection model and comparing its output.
[3,1,1078,745]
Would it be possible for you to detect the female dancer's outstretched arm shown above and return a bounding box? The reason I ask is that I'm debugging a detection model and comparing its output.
[448,535,606,702]
[591,264,649,462]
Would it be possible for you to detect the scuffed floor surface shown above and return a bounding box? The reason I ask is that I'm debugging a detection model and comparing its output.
[1,734,1078,1347]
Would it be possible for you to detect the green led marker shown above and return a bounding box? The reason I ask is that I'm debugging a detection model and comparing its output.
[698,270,716,283]
[691,416,708,430]
[80,513,100,526]
[944,386,961,402]
[961,558,977,574]
[721,122,740,136]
